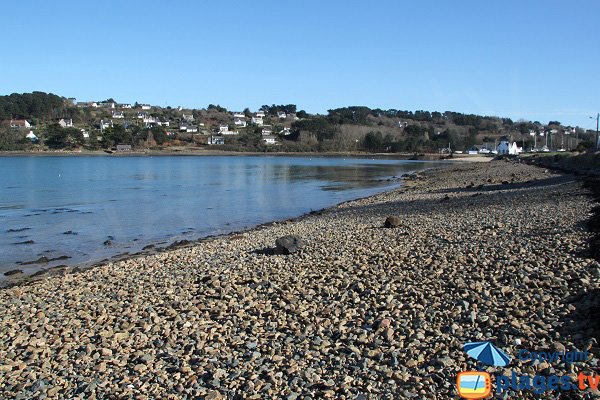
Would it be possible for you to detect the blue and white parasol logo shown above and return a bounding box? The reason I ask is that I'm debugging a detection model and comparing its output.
[463,341,511,367]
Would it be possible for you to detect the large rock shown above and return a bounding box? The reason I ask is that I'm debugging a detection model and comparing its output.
[275,235,305,255]
[384,216,402,228]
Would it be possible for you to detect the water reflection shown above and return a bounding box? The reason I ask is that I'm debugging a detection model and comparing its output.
[0,156,437,278]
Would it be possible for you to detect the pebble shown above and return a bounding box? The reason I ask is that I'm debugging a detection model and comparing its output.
[0,160,597,399]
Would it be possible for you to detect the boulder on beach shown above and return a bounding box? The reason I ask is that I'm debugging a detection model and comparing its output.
[275,235,305,255]
[384,216,402,228]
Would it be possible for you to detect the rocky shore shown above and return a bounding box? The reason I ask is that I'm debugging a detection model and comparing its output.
[0,160,598,399]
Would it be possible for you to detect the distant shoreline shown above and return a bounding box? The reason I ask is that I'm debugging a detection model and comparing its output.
[0,149,492,162]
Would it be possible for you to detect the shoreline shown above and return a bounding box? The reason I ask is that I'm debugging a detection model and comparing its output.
[0,159,597,398]
[1,167,432,288]
[0,148,493,162]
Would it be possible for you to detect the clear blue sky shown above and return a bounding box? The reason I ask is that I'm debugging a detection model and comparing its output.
[1,0,598,128]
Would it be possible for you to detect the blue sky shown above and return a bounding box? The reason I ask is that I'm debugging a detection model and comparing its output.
[1,0,598,128]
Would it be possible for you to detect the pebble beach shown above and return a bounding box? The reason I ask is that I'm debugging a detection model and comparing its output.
[0,159,599,399]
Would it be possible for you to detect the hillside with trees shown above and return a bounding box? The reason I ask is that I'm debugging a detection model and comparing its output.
[0,92,596,153]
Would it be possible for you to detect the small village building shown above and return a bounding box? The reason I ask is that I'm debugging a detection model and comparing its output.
[234,117,247,127]
[112,111,124,119]
[100,120,113,130]
[10,119,31,129]
[280,127,291,136]
[251,116,264,126]
[277,111,287,119]
[140,104,151,110]
[263,135,277,145]
[182,113,194,122]
[116,144,132,152]
[208,135,225,145]
[261,126,273,136]
[26,131,38,142]
[219,124,229,133]
[497,137,522,155]
[58,118,73,127]
[120,103,132,109]
[256,111,266,118]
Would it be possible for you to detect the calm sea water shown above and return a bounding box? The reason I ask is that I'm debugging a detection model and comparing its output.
[0,155,436,278]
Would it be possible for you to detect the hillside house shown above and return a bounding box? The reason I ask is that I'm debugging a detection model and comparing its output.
[81,129,89,139]
[98,101,116,109]
[263,135,277,145]
[208,135,225,145]
[140,104,151,110]
[10,119,31,129]
[58,118,73,128]
[76,101,97,108]
[234,117,247,127]
[100,120,113,130]
[137,112,148,119]
[261,126,273,136]
[120,103,132,109]
[219,124,229,133]
[116,144,132,152]
[182,113,194,122]
[277,111,287,119]
[251,116,264,126]
[233,112,245,119]
[256,111,265,118]
[280,127,291,136]
[26,131,38,142]
[112,111,124,119]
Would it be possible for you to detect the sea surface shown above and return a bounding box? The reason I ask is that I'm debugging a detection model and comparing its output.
[0,155,438,279]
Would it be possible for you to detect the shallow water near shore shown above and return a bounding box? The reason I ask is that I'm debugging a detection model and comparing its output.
[0,155,437,279]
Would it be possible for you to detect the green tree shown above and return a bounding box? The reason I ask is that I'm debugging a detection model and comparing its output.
[44,123,83,149]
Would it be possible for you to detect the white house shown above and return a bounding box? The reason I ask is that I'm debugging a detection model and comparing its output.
[208,135,225,145]
[143,116,157,124]
[277,111,287,119]
[233,112,245,118]
[58,118,73,128]
[219,124,229,133]
[261,125,273,136]
[280,127,291,136]
[140,104,151,110]
[182,113,194,122]
[97,101,116,109]
[251,116,264,126]
[100,120,113,130]
[222,129,238,135]
[186,126,198,133]
[120,103,132,109]
[112,111,124,119]
[497,138,522,155]
[263,135,277,145]
[137,112,148,119]
[81,129,89,139]
[256,111,266,118]
[179,122,189,131]
[234,117,247,127]
[26,131,38,141]
[10,119,31,129]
